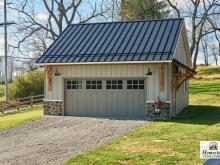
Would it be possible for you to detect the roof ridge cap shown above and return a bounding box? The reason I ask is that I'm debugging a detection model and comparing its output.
[70,18,185,26]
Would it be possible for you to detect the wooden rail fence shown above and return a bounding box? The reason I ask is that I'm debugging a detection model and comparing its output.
[0,95,44,114]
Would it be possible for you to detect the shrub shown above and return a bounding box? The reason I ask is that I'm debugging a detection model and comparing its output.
[8,71,44,99]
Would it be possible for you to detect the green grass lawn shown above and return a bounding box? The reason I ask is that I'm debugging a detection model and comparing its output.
[0,66,219,164]
[0,106,43,131]
[66,74,220,164]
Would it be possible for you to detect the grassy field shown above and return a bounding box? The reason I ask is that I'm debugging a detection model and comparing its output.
[195,66,220,79]
[0,106,43,131]
[66,67,220,165]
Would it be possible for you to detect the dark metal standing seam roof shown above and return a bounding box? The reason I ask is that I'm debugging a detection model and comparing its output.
[36,19,184,64]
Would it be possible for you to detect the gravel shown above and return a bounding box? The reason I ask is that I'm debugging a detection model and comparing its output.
[0,116,148,165]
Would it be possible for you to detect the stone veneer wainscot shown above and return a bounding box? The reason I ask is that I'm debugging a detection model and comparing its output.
[44,100,63,116]
[146,101,171,119]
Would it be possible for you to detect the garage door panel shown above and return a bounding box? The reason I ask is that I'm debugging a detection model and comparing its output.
[127,92,134,117]
[139,92,145,116]
[112,92,118,116]
[91,92,97,116]
[106,92,112,116]
[72,92,78,115]
[134,92,140,117]
[78,91,86,116]
[118,92,127,116]
[97,91,106,116]
[82,91,88,116]
[65,79,146,118]
[65,90,73,115]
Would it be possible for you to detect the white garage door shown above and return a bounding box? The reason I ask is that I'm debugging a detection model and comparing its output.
[64,79,146,118]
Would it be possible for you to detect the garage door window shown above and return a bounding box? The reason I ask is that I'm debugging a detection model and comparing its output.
[66,80,82,89]
[127,80,144,89]
[106,80,123,89]
[86,80,102,89]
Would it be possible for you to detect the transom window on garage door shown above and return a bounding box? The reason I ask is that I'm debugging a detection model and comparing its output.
[127,80,144,89]
[66,80,82,89]
[86,80,102,89]
[106,80,123,89]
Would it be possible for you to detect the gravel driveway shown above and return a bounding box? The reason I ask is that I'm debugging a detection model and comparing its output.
[0,116,147,165]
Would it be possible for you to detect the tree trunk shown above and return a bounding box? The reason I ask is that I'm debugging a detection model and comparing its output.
[193,43,200,70]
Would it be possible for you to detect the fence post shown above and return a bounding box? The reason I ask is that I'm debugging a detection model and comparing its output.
[30,96,33,108]
[16,98,20,111]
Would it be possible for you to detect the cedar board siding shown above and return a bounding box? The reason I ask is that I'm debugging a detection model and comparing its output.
[45,63,171,103]
[171,29,189,116]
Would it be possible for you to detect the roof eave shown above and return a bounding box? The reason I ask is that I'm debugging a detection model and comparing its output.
[36,60,173,66]
[172,58,196,74]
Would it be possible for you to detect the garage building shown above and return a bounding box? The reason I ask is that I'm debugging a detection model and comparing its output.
[36,18,195,119]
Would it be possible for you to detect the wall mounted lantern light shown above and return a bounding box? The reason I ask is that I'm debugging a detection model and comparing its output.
[146,68,152,75]
[54,69,61,76]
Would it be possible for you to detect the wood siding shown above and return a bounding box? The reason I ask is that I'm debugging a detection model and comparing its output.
[45,63,171,103]
[171,29,190,116]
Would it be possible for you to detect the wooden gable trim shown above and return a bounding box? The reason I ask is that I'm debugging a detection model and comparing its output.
[172,59,196,74]
[174,71,193,89]
[45,66,53,91]
[159,64,165,92]
[172,60,194,90]
[181,24,192,68]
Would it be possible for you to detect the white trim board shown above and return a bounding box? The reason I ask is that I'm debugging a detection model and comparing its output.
[37,60,173,66]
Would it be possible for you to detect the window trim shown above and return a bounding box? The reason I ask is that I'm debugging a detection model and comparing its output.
[127,80,144,89]
[106,80,123,89]
[86,80,102,89]
[66,80,82,89]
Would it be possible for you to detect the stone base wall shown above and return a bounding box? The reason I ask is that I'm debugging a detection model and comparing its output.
[146,101,171,119]
[44,100,63,116]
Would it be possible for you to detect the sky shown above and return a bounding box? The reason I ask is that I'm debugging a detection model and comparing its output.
[0,0,108,69]
[0,0,218,66]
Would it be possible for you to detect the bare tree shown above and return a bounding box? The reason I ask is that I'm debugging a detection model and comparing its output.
[108,0,124,21]
[214,31,220,65]
[0,22,15,26]
[166,0,220,69]
[201,35,209,65]
[9,0,110,54]
[210,44,218,65]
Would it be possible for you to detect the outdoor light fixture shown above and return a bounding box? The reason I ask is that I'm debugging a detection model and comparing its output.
[146,68,152,75]
[54,69,61,76]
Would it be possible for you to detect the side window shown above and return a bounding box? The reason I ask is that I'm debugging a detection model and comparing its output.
[66,80,82,89]
[127,80,144,89]
[86,80,102,89]
[106,80,123,89]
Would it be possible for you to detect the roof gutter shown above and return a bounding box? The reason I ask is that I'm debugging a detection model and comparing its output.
[36,60,173,66]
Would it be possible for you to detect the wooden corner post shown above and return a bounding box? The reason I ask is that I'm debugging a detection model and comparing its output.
[45,65,53,91]
[159,64,164,92]
[16,98,20,111]
[30,96,33,108]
